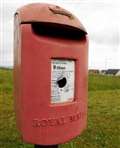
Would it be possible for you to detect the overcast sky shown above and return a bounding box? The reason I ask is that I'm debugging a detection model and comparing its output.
[1,0,120,69]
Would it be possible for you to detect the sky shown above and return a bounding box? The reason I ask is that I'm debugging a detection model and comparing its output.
[1,0,120,69]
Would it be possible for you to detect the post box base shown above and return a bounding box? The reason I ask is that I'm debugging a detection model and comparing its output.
[35,145,58,148]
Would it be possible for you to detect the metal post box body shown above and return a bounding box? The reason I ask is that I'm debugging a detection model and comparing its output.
[14,3,88,145]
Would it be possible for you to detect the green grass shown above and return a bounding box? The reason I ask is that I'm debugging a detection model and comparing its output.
[89,74,120,91]
[0,69,120,148]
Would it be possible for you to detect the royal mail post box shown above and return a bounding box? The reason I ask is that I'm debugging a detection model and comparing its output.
[14,3,88,145]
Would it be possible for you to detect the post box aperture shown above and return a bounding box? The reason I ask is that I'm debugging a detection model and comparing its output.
[14,3,88,145]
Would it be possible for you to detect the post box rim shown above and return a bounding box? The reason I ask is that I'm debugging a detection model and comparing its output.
[15,3,87,33]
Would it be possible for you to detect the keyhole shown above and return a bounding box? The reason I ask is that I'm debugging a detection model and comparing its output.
[57,77,67,88]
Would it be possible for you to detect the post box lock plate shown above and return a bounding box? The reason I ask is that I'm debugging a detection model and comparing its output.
[49,6,74,19]
[51,59,75,104]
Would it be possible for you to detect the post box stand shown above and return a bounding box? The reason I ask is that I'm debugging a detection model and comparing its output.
[34,145,58,148]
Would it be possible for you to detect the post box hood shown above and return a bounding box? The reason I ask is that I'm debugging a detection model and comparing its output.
[15,3,87,34]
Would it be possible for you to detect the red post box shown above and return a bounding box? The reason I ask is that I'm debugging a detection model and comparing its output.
[14,3,88,146]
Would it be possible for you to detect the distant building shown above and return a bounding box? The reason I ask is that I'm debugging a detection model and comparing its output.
[115,70,120,76]
[105,69,120,76]
[100,70,107,75]
[89,69,99,74]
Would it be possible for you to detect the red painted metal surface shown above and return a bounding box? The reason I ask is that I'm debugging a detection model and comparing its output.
[16,3,86,32]
[14,3,88,145]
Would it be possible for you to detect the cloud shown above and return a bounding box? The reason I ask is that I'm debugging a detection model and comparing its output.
[1,0,120,69]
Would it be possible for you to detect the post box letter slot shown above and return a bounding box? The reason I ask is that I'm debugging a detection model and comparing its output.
[31,22,87,40]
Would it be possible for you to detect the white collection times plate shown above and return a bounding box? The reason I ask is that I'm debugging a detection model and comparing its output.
[51,59,75,104]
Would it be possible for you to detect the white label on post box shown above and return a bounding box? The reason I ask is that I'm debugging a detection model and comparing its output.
[51,59,75,104]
